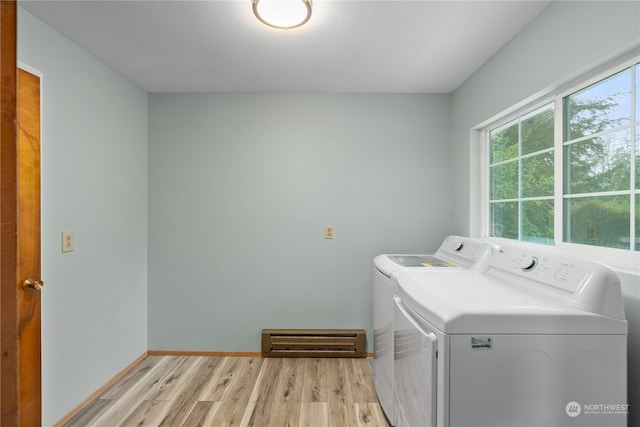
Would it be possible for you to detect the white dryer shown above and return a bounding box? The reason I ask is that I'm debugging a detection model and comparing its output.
[373,236,495,425]
[393,244,628,427]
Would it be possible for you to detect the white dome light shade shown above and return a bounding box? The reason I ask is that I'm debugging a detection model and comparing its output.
[253,0,312,30]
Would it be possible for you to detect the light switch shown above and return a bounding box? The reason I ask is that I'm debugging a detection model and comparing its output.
[62,232,74,253]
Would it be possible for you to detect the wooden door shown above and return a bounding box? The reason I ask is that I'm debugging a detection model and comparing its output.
[16,67,43,427]
[1,3,43,426]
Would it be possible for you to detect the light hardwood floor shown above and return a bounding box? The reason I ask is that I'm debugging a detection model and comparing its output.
[62,355,390,427]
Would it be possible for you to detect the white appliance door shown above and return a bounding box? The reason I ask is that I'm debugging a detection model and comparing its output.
[394,295,437,427]
[373,268,396,424]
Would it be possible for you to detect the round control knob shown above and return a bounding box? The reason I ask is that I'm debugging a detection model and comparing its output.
[455,242,465,251]
[520,256,538,271]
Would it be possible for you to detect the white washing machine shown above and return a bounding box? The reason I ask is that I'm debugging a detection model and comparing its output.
[373,236,495,425]
[393,244,628,427]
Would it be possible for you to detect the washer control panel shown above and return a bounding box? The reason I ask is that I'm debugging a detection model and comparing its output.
[438,236,491,263]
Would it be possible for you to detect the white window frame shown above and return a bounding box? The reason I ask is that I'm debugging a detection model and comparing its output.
[480,56,640,274]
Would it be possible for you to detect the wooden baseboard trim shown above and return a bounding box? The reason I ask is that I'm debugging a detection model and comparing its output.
[147,350,262,357]
[52,351,148,427]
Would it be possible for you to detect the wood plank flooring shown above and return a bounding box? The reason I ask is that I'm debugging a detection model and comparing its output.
[62,356,390,427]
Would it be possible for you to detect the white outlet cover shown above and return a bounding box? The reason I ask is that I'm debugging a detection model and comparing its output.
[62,232,74,253]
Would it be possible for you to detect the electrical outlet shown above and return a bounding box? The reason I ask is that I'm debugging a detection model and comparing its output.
[324,226,334,239]
[62,232,74,253]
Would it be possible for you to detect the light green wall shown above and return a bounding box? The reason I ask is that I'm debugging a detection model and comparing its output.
[147,93,451,351]
[18,8,149,427]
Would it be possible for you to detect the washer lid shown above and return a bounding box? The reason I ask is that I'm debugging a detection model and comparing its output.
[375,254,457,277]
[395,269,628,335]
[374,236,494,277]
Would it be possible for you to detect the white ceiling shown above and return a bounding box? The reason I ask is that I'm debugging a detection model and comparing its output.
[19,0,552,93]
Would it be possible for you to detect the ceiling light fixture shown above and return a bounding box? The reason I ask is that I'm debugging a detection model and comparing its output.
[253,0,312,30]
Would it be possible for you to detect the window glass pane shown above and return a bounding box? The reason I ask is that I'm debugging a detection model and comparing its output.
[522,105,554,154]
[522,200,554,244]
[636,126,640,190]
[564,128,631,194]
[490,161,518,200]
[522,152,554,197]
[564,195,630,249]
[564,68,632,141]
[636,65,639,122]
[491,202,518,239]
[490,121,518,163]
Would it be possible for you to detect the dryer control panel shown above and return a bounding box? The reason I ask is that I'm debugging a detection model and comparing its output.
[487,245,625,320]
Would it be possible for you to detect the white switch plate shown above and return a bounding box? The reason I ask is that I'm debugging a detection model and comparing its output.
[62,232,74,253]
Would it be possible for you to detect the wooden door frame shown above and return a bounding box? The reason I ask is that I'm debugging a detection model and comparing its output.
[0,1,21,425]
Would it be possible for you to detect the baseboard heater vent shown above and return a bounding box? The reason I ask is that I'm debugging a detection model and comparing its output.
[261,329,366,358]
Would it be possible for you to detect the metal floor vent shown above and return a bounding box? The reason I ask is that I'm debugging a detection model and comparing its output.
[261,329,366,358]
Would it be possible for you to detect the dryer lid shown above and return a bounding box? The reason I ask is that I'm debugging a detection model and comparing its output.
[395,269,627,335]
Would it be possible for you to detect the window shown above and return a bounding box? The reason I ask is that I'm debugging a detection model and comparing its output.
[563,66,638,250]
[488,104,555,244]
[485,60,639,254]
